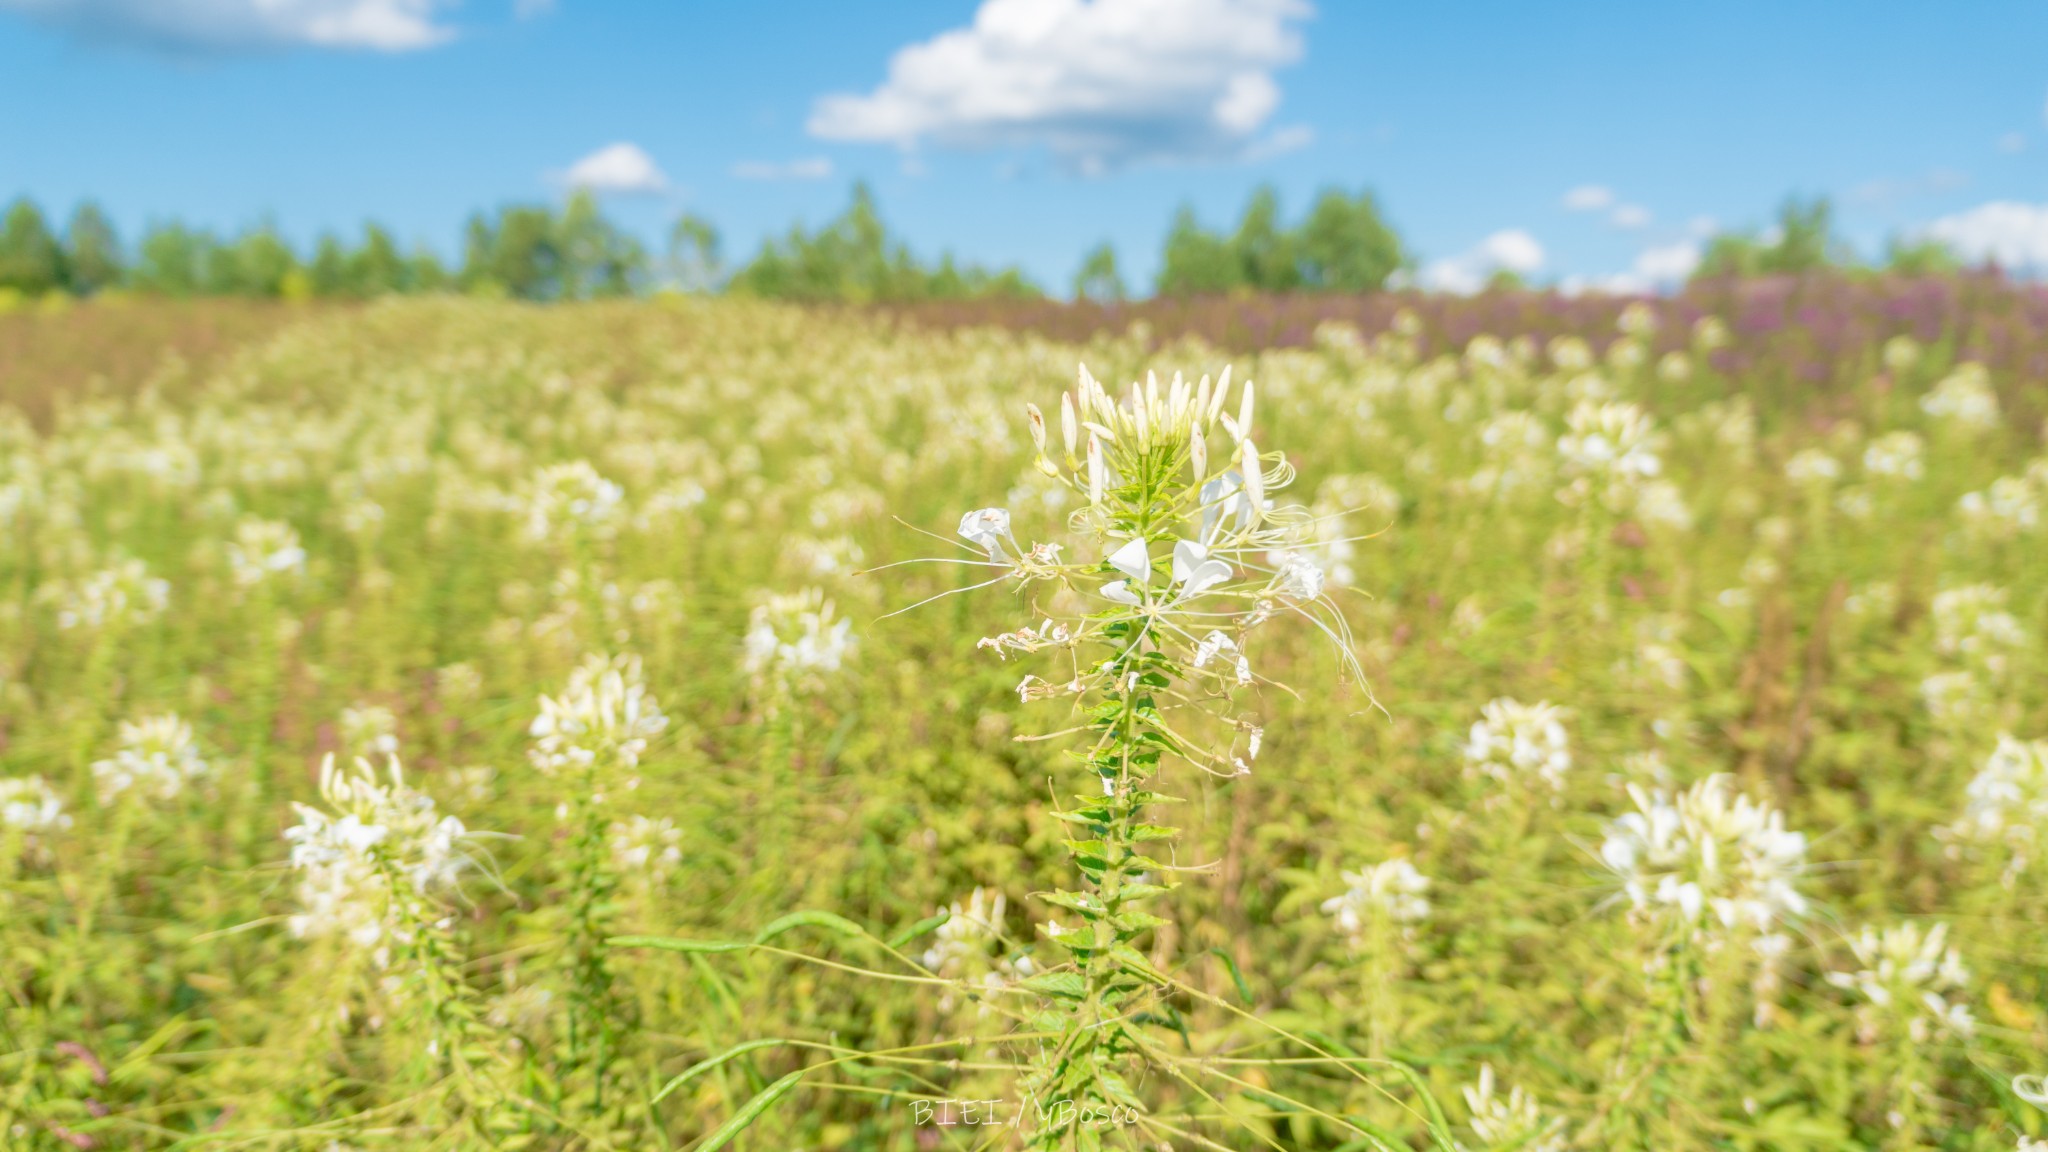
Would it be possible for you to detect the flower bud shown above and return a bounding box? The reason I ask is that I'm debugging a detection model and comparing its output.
[1189,426,1207,482]
[1026,403,1046,453]
[1060,392,1079,464]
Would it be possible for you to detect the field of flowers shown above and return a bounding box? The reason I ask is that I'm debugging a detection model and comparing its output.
[3,288,2048,1150]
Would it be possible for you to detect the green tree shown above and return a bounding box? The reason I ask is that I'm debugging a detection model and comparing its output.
[668,212,722,292]
[1295,187,1404,292]
[132,222,209,296]
[1230,185,1297,291]
[1072,241,1127,303]
[731,182,1038,303]
[557,191,646,299]
[1155,205,1240,296]
[1694,196,1847,280]
[212,225,300,296]
[308,234,351,297]
[408,245,450,293]
[63,202,124,295]
[461,206,564,300]
[1883,235,1960,276]
[351,223,409,296]
[0,198,65,296]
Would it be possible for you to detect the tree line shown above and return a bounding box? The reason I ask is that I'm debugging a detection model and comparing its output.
[0,182,1975,308]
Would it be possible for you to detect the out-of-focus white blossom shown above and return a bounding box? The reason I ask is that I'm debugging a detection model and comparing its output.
[1600,774,1808,938]
[1958,476,2042,538]
[524,460,624,543]
[1920,363,2000,431]
[1785,448,1842,486]
[1462,1064,1565,1152]
[609,814,683,885]
[1463,698,1572,792]
[1322,858,1431,940]
[1826,921,1974,1042]
[1863,431,1925,481]
[42,559,169,630]
[339,704,400,759]
[228,518,307,588]
[530,653,668,776]
[91,713,208,804]
[1949,735,2048,867]
[743,588,858,691]
[0,775,71,860]
[1931,584,2027,675]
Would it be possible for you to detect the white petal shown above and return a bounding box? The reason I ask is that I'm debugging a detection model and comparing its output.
[1108,538,1151,583]
[1100,580,1143,606]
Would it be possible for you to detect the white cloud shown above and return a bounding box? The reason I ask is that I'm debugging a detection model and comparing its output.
[1998,131,2027,154]
[1686,215,1719,238]
[806,0,1314,171]
[0,0,455,51]
[1420,229,1544,293]
[562,142,669,194]
[731,157,836,181]
[1927,201,2048,270]
[1610,203,1651,230]
[1559,241,1699,297]
[513,0,554,18]
[1562,185,1614,212]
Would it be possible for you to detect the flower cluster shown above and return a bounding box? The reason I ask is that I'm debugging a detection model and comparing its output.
[1931,584,2027,675]
[529,653,667,777]
[1600,774,1808,939]
[1556,399,1664,510]
[523,460,625,544]
[0,775,71,860]
[227,517,308,588]
[608,814,683,886]
[43,558,169,630]
[1322,858,1432,941]
[282,757,476,962]
[1920,362,2001,430]
[1826,922,1974,1042]
[1948,735,2048,866]
[742,588,857,692]
[1863,431,1926,481]
[91,713,209,804]
[1463,697,1572,793]
[1462,1064,1566,1152]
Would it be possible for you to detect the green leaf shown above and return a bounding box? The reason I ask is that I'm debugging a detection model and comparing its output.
[1206,948,1255,1004]
[1129,824,1178,842]
[651,1039,787,1104]
[609,935,748,955]
[886,912,949,950]
[695,1070,804,1152]
[1017,971,1088,1000]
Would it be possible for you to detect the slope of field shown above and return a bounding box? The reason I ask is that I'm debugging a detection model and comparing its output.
[1,295,2044,1149]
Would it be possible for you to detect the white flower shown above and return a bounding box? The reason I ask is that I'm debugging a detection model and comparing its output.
[339,704,400,759]
[227,518,307,588]
[1192,630,1252,685]
[1958,476,2042,537]
[1932,584,2027,673]
[91,713,208,804]
[957,507,1014,560]
[1462,1064,1565,1152]
[0,775,71,860]
[44,559,169,630]
[1321,858,1431,939]
[530,653,668,775]
[1920,362,2000,430]
[524,460,624,543]
[743,588,857,690]
[1600,774,1808,938]
[1826,921,1974,1041]
[610,815,683,884]
[1784,448,1841,485]
[1950,735,2048,860]
[1863,431,1925,481]
[1464,698,1571,792]
[1557,400,1662,483]
[923,887,1008,976]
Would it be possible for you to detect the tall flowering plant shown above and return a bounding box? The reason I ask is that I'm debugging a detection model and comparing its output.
[950,365,1358,1145]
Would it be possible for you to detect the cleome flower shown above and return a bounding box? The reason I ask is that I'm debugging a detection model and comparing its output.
[1462,1064,1566,1152]
[1931,584,2027,675]
[283,756,478,963]
[1863,431,1926,481]
[1919,362,2001,431]
[91,713,209,805]
[1463,698,1572,793]
[1826,921,1974,1042]
[1557,400,1662,486]
[1322,858,1431,941]
[0,775,72,861]
[42,558,169,630]
[530,653,668,777]
[523,460,625,543]
[742,588,858,691]
[227,518,308,588]
[1948,735,2048,867]
[1599,774,1808,939]
[609,814,683,886]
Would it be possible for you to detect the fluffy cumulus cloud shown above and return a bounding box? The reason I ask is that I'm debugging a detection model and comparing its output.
[1561,240,1700,296]
[1562,185,1614,212]
[807,0,1313,172]
[1927,202,2048,270]
[732,157,836,181]
[562,143,668,195]
[0,0,455,51]
[1418,230,1544,294]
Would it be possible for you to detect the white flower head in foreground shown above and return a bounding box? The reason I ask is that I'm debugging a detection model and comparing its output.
[1920,362,2001,431]
[227,518,307,588]
[1322,858,1431,941]
[0,775,72,861]
[743,588,858,691]
[91,713,208,805]
[1950,735,2048,864]
[530,653,668,776]
[45,559,169,630]
[1462,1064,1566,1152]
[1600,774,1808,939]
[1463,698,1572,792]
[283,756,477,962]
[1826,921,1974,1042]
[524,460,625,544]
[609,814,683,885]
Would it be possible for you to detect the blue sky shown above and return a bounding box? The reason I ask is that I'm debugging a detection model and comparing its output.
[3,0,2046,293]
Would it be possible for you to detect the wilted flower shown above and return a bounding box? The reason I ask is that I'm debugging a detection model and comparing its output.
[530,653,668,776]
[1826,921,1974,1042]
[1462,1064,1565,1152]
[91,713,208,804]
[1464,698,1571,792]
[1600,774,1808,938]
[1322,858,1431,940]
